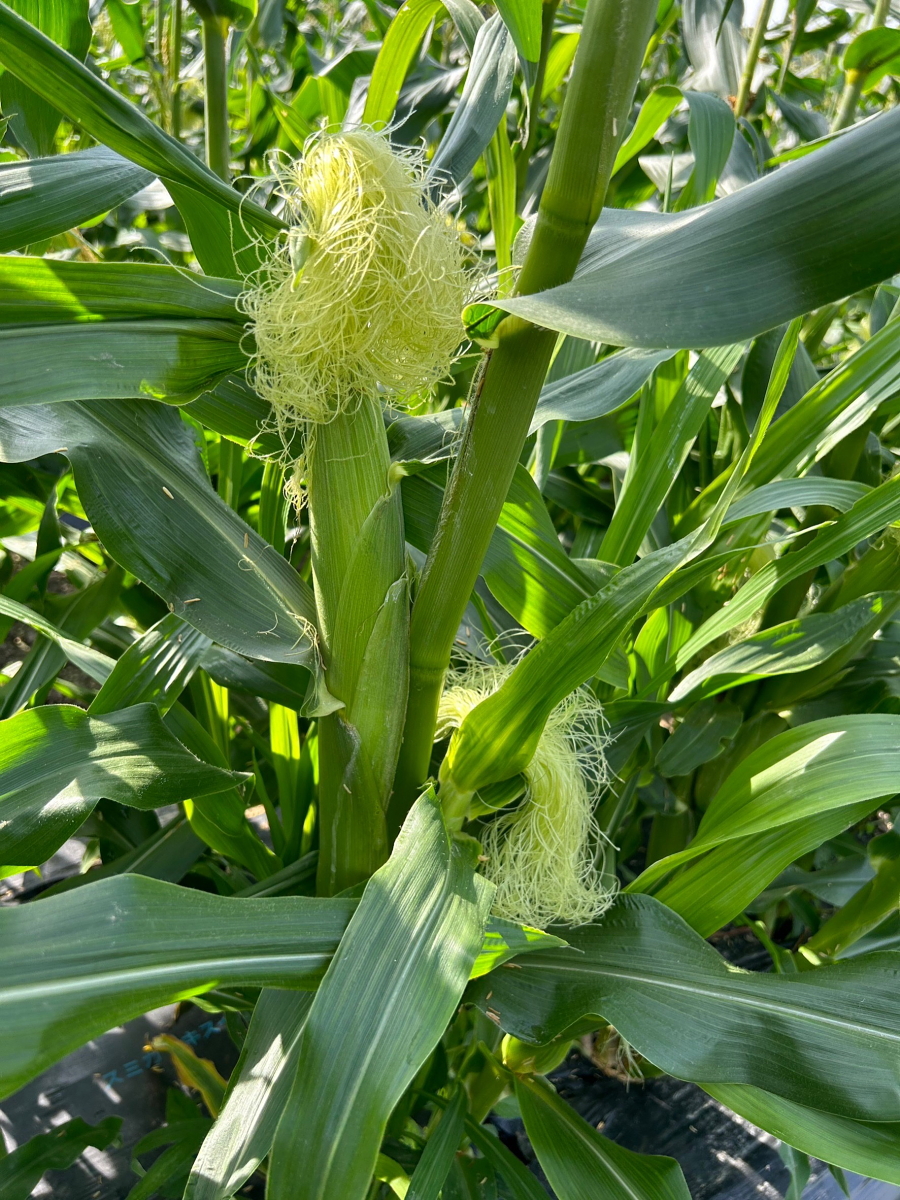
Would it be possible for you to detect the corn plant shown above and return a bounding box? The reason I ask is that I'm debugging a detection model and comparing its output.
[3,0,900,1195]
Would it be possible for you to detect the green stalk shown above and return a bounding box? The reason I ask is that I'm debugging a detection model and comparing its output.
[515,0,559,203]
[169,0,183,138]
[734,0,775,116]
[201,14,231,178]
[833,0,890,131]
[307,396,407,894]
[390,0,658,831]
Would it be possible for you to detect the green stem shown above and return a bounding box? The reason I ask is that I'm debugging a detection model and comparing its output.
[390,0,658,831]
[734,0,774,116]
[515,0,559,203]
[833,0,889,130]
[169,0,182,138]
[201,14,231,179]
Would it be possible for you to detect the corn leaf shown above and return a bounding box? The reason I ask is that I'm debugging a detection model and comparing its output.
[0,0,282,234]
[489,107,900,347]
[705,1084,900,1184]
[0,147,153,252]
[470,893,900,1122]
[267,793,493,1200]
[0,874,356,1098]
[0,401,328,694]
[0,702,242,876]
[516,1075,691,1200]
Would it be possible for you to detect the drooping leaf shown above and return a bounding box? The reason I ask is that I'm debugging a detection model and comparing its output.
[487,107,900,348]
[0,702,242,874]
[187,989,313,1200]
[0,0,281,235]
[706,1084,900,1184]
[0,147,153,253]
[427,15,516,187]
[669,593,900,703]
[0,874,355,1098]
[0,1117,122,1200]
[0,401,330,700]
[0,0,91,156]
[470,893,900,1122]
[517,1075,692,1200]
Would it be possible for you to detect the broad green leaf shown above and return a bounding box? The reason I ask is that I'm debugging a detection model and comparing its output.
[164,702,281,880]
[612,85,682,175]
[38,813,206,898]
[806,834,900,959]
[0,1117,122,1200]
[723,477,870,526]
[167,180,263,281]
[487,107,900,347]
[407,1086,467,1200]
[706,1084,900,1184]
[0,401,329,695]
[267,793,493,1200]
[0,702,242,874]
[493,0,541,61]
[0,593,115,684]
[0,874,355,1098]
[0,563,122,718]
[655,699,742,777]
[186,911,554,1200]
[461,1118,547,1200]
[0,147,153,253]
[0,321,245,406]
[88,613,212,716]
[0,0,281,234]
[671,472,900,673]
[599,344,744,565]
[630,714,900,916]
[529,348,676,433]
[843,26,900,92]
[0,0,91,157]
[427,15,516,187]
[187,989,313,1200]
[646,799,876,940]
[675,91,735,209]
[669,593,900,703]
[0,256,241,324]
[402,464,598,640]
[516,1075,691,1200]
[471,915,566,978]
[470,893,900,1122]
[742,315,900,491]
[363,0,446,126]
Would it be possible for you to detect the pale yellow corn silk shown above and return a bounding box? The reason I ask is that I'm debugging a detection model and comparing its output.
[241,128,470,458]
[437,659,616,930]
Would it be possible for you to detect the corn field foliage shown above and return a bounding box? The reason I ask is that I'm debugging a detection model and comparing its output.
[2,0,900,1195]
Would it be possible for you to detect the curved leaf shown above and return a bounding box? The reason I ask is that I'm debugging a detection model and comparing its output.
[517,1075,691,1200]
[268,793,492,1200]
[471,893,900,1122]
[491,107,900,348]
[0,702,242,875]
[0,874,356,1098]
[0,0,281,233]
[0,401,328,694]
[0,147,153,253]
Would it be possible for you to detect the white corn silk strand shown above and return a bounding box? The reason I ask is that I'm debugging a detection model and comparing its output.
[437,660,616,929]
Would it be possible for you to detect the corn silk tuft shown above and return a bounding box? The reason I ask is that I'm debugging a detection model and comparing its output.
[241,128,471,454]
[437,659,616,930]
